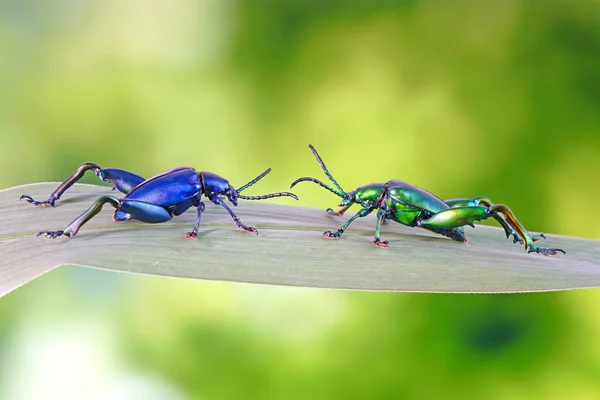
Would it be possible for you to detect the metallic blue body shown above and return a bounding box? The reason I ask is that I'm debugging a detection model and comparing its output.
[22,162,298,239]
[126,167,202,207]
[99,168,145,194]
[200,171,231,195]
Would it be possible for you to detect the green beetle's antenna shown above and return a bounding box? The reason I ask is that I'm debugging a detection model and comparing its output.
[290,176,345,198]
[237,168,271,193]
[308,144,345,195]
[290,145,348,199]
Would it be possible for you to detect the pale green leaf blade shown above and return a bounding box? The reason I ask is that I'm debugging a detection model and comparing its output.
[1,183,599,296]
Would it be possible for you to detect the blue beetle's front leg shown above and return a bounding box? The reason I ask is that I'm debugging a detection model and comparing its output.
[210,196,258,234]
[185,202,206,239]
[21,162,145,207]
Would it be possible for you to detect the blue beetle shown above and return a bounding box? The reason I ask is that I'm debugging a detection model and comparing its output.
[21,162,298,239]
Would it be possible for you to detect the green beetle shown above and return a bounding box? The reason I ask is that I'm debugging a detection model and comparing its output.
[291,145,564,256]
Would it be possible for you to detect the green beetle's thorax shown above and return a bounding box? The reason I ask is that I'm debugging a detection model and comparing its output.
[349,182,387,208]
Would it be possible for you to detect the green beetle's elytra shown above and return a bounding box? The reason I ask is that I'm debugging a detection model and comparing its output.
[290,144,564,256]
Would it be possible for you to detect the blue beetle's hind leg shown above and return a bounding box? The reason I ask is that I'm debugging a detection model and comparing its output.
[99,168,145,194]
[22,162,102,207]
[214,197,258,234]
[20,162,145,207]
[39,197,173,239]
[185,202,206,239]
[38,195,121,239]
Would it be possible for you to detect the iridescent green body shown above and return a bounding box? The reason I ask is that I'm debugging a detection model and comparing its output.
[290,145,564,256]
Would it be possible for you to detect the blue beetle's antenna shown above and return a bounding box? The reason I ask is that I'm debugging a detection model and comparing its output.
[236,168,298,200]
[238,192,298,201]
[237,168,271,193]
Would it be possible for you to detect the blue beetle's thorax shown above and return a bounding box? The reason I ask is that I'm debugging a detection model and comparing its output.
[200,171,231,195]
[125,167,201,207]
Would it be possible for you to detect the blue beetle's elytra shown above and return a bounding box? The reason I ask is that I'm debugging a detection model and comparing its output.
[21,162,298,239]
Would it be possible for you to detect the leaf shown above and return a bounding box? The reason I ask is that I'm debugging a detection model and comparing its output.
[1,183,599,296]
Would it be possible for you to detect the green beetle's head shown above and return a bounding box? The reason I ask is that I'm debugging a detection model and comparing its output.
[339,191,356,206]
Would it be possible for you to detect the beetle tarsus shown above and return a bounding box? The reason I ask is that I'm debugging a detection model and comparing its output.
[323,229,343,239]
[37,230,68,239]
[517,233,546,245]
[234,218,258,234]
[373,238,388,248]
[527,245,566,256]
[185,230,198,239]
[519,233,546,245]
[20,195,55,207]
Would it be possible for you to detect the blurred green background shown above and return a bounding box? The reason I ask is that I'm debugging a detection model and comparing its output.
[1,1,600,399]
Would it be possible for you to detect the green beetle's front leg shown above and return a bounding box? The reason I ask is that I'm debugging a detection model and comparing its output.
[323,207,373,240]
[418,205,565,256]
[326,204,352,216]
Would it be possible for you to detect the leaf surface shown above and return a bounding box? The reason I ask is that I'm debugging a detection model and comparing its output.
[1,183,599,296]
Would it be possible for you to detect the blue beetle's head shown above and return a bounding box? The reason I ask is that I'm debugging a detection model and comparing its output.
[226,187,239,206]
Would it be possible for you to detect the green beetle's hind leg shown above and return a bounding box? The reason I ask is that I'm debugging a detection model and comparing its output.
[445,196,547,245]
[489,205,565,256]
[418,204,565,256]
